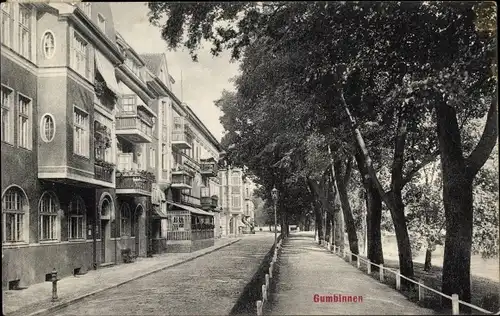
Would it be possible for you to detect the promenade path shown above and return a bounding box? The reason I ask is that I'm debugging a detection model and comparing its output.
[268,232,437,315]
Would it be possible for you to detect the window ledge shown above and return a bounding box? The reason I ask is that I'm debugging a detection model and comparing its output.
[2,242,29,249]
[67,239,86,243]
[39,239,60,244]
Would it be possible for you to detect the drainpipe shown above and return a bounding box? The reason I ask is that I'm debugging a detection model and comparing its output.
[93,201,98,270]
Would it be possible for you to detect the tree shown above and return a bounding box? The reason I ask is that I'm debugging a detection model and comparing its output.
[148,1,497,301]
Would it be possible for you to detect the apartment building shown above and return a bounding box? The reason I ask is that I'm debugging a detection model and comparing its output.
[242,177,256,232]
[219,167,249,236]
[1,2,222,290]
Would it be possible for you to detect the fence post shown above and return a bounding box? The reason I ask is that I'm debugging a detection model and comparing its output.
[396,270,401,290]
[262,284,267,301]
[379,264,384,281]
[265,274,270,290]
[269,262,274,278]
[343,248,346,258]
[256,300,263,316]
[356,257,360,269]
[418,279,425,301]
[452,294,459,315]
[367,261,371,275]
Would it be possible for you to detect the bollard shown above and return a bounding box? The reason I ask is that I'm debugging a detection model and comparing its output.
[356,257,360,269]
[367,261,371,275]
[349,253,352,263]
[265,274,270,290]
[396,270,401,290]
[262,284,267,301]
[256,300,263,316]
[451,294,459,315]
[269,264,273,279]
[379,264,384,282]
[418,279,425,301]
[51,268,58,302]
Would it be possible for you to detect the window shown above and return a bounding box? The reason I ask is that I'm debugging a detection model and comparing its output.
[97,13,106,32]
[162,126,168,142]
[1,3,13,47]
[120,203,131,236]
[232,196,241,208]
[94,119,112,162]
[162,144,167,170]
[121,95,135,113]
[150,147,155,168]
[162,101,167,126]
[73,107,89,157]
[18,94,31,149]
[71,31,91,79]
[69,196,86,240]
[40,114,55,142]
[42,31,55,59]
[172,216,185,231]
[39,192,59,241]
[2,186,28,243]
[1,85,14,144]
[18,5,32,60]
[231,186,240,194]
[231,175,240,185]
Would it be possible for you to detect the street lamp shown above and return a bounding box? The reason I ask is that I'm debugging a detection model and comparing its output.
[271,186,278,246]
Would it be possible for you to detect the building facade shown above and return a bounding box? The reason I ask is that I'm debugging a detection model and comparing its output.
[242,177,256,232]
[1,2,222,290]
[219,167,253,236]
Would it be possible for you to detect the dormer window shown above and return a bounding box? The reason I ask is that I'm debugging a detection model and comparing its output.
[97,13,106,32]
[125,57,143,81]
[81,2,91,17]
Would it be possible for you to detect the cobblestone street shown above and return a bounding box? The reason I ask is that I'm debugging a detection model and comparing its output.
[46,233,274,316]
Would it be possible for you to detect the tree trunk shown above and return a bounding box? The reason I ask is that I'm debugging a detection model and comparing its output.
[354,149,384,266]
[424,248,432,272]
[333,159,359,259]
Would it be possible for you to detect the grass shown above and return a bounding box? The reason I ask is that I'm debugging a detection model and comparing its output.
[333,248,499,315]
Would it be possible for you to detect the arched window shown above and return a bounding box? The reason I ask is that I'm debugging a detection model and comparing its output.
[39,191,60,241]
[120,203,131,236]
[69,196,86,240]
[2,186,29,243]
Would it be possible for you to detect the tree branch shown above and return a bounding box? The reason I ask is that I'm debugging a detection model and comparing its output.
[401,150,440,187]
[465,93,498,178]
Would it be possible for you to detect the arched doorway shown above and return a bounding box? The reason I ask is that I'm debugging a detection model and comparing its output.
[99,194,114,264]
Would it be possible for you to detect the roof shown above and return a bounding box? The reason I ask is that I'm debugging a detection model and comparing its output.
[140,53,163,76]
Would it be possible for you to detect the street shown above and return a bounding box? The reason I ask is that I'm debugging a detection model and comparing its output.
[47,234,274,316]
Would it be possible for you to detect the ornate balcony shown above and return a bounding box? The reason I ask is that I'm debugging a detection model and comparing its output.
[171,117,192,150]
[116,114,153,143]
[94,161,114,183]
[171,174,193,189]
[116,170,155,196]
[200,159,218,177]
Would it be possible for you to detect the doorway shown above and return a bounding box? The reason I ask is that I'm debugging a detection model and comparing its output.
[99,196,113,265]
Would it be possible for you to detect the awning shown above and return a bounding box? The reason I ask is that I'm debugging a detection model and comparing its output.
[152,205,168,219]
[167,201,214,217]
[95,51,121,96]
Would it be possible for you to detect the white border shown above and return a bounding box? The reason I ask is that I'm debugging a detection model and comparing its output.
[40,30,56,60]
[39,113,56,143]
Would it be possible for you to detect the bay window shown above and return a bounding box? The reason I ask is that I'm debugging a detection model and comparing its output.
[71,30,92,80]
[74,107,89,157]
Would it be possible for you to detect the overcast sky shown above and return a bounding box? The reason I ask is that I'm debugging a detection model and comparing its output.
[110,2,240,142]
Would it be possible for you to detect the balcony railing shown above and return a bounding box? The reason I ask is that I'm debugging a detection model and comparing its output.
[200,161,218,177]
[94,163,114,183]
[191,229,214,240]
[201,195,218,209]
[171,174,193,189]
[116,170,155,196]
[181,194,200,206]
[172,130,193,150]
[116,115,153,143]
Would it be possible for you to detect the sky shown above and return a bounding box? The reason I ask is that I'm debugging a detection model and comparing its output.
[109,2,240,142]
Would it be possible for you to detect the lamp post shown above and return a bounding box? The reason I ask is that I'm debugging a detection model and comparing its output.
[271,186,278,246]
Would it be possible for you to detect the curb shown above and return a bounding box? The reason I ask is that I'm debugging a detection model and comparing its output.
[16,239,241,316]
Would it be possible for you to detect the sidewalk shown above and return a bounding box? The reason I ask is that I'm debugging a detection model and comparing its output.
[3,237,240,316]
[268,233,436,315]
